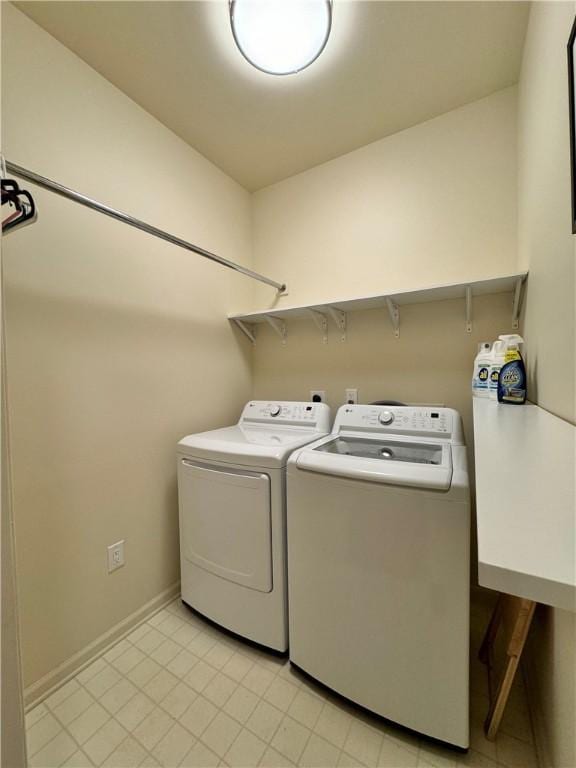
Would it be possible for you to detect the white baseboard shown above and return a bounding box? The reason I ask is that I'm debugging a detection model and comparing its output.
[24,581,180,710]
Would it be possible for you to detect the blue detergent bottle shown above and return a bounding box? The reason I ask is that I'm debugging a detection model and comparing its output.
[497,335,527,405]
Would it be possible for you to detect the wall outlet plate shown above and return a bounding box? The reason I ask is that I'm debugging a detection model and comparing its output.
[310,390,326,403]
[107,540,125,573]
[345,388,358,404]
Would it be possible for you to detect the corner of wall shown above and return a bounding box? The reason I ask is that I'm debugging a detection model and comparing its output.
[516,5,576,768]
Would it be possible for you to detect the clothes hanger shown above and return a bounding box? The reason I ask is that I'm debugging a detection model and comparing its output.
[1,154,37,233]
[2,188,36,233]
[1,181,24,228]
[2,179,21,196]
[1,173,24,221]
[2,179,23,211]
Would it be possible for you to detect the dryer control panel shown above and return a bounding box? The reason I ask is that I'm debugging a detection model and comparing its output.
[334,405,464,444]
[240,401,332,431]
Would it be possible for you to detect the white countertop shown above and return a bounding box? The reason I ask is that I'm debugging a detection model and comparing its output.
[473,398,576,611]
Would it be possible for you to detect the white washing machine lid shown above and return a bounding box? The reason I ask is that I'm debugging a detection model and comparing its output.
[295,433,453,490]
[178,424,330,469]
[292,404,464,490]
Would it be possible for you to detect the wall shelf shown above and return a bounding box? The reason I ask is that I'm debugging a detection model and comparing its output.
[473,398,575,612]
[229,273,528,344]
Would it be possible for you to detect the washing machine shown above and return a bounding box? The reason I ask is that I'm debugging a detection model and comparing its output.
[177,400,331,652]
[287,404,470,748]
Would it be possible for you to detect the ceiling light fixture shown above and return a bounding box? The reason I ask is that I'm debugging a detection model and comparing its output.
[229,0,332,76]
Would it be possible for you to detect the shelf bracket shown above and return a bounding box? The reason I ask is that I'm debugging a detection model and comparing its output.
[511,278,523,330]
[385,298,400,338]
[233,319,256,345]
[308,310,328,344]
[265,315,287,345]
[326,307,346,342]
[465,286,473,333]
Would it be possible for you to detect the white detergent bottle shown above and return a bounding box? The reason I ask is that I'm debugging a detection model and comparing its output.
[488,340,506,400]
[472,342,492,398]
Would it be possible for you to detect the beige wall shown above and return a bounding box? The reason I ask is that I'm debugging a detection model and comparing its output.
[516,4,576,767]
[1,6,27,763]
[1,4,256,691]
[251,86,519,459]
[1,5,28,761]
[1,347,27,766]
[252,87,518,310]
[518,2,576,426]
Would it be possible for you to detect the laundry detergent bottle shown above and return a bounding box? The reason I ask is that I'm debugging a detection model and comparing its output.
[497,335,527,405]
[472,342,492,398]
[488,340,506,400]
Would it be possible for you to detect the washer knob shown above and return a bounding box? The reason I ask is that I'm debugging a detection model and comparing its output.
[269,404,281,417]
[379,410,394,425]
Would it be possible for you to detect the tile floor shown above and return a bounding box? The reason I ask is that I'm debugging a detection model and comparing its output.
[26,595,539,768]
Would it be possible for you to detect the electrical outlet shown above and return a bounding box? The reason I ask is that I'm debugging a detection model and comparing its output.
[310,390,326,403]
[345,388,358,404]
[107,540,125,573]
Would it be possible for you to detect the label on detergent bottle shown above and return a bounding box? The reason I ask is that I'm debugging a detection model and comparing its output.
[477,366,489,391]
[489,367,500,394]
[498,360,527,404]
[505,347,521,363]
[472,341,492,397]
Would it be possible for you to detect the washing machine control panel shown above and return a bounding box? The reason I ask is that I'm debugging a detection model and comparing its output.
[336,405,459,440]
[240,401,331,429]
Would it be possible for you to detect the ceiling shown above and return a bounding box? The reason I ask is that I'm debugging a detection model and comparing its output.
[15,1,530,191]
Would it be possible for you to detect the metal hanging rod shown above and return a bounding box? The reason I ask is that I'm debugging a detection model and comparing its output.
[5,161,287,293]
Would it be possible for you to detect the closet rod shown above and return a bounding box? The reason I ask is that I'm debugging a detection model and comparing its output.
[5,161,287,293]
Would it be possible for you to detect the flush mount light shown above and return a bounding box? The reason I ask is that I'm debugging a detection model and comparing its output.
[229,0,332,76]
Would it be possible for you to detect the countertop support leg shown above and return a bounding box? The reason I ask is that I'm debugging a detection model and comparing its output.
[479,593,537,741]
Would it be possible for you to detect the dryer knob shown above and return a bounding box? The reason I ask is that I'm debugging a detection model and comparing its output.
[379,410,394,425]
[270,404,281,417]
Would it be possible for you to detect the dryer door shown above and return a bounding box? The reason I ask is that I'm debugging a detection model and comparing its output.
[178,458,272,592]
